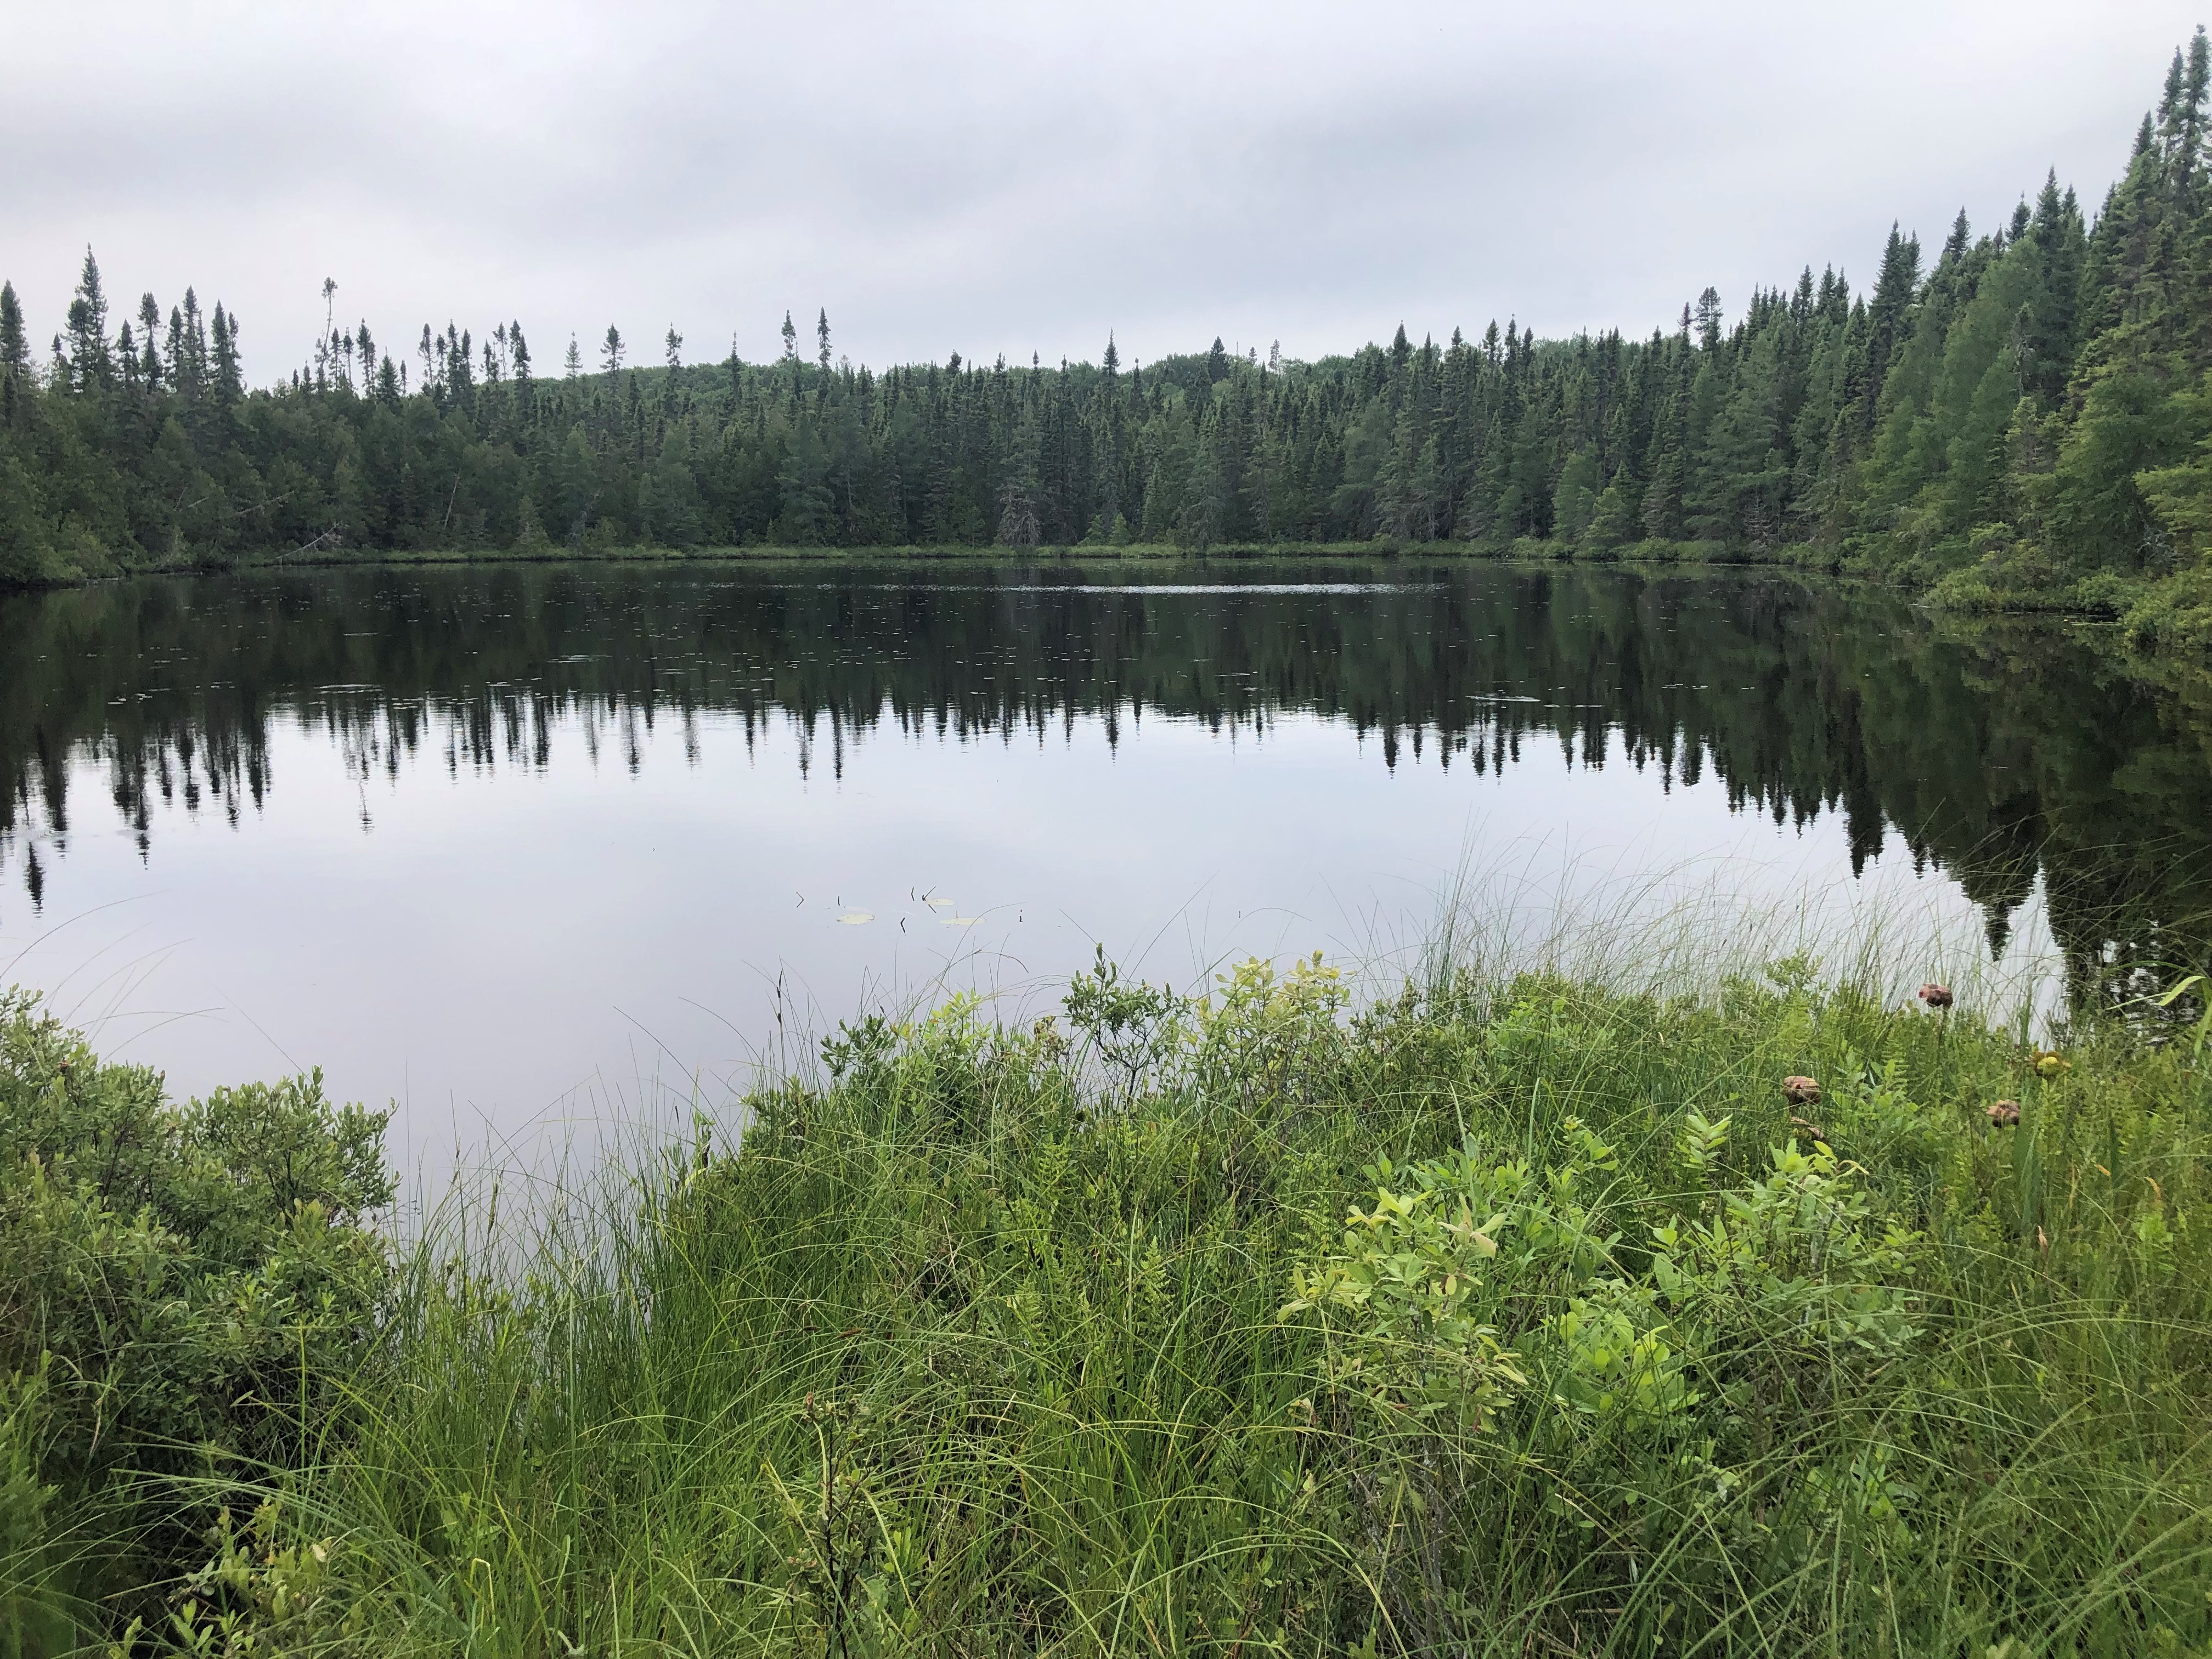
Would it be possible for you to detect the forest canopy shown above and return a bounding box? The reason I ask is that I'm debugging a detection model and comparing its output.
[5,31,2212,645]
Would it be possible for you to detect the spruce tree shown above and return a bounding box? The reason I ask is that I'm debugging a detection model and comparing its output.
[64,246,112,392]
[1855,226,1921,435]
[211,304,242,405]
[134,294,161,390]
[0,280,25,380]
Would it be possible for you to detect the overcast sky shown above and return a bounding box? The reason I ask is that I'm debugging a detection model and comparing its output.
[4,1,2202,386]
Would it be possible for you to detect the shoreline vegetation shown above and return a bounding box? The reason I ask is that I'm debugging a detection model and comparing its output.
[5,945,2209,1656]
[0,535,2187,649]
[25,531,2202,656]
[10,34,2212,648]
[0,531,2102,583]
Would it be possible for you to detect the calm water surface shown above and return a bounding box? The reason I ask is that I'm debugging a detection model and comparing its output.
[3,560,2207,1164]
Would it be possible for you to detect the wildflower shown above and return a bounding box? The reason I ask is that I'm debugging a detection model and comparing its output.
[1985,1100,2021,1127]
[1782,1076,1821,1108]
[1918,983,1954,1011]
[2033,1051,2070,1078]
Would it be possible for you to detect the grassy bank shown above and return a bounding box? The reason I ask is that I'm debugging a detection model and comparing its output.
[6,951,2211,1656]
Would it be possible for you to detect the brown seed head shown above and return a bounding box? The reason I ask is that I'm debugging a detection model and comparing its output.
[1985,1100,2021,1127]
[1782,1076,1821,1107]
[1918,983,1954,1010]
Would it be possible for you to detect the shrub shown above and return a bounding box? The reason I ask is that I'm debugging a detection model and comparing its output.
[2120,561,2212,648]
[0,990,394,1633]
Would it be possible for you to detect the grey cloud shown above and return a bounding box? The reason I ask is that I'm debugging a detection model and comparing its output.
[3,0,2200,383]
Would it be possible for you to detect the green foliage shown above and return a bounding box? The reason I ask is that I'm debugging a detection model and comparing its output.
[2151,969,2212,1052]
[1060,944,1184,1101]
[0,988,395,1638]
[25,953,2192,1656]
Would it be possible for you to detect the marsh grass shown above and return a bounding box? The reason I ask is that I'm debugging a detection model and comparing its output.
[9,909,2211,1656]
[136,942,2205,1656]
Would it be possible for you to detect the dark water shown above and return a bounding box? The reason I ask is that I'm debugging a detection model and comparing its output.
[3,560,2207,1159]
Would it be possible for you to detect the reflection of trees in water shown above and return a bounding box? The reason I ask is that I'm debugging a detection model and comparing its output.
[2,562,2208,1002]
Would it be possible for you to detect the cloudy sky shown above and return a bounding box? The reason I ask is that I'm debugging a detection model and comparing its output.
[4,1,2201,385]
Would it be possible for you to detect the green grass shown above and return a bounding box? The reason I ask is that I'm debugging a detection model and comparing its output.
[9,947,2212,1656]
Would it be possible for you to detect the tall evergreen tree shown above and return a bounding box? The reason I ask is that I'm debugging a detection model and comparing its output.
[0,281,25,380]
[64,246,112,392]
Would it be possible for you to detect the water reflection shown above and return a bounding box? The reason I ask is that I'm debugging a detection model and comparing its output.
[0,553,2203,1159]
[3,560,2208,1036]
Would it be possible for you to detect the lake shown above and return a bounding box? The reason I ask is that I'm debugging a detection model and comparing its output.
[3,559,2207,1167]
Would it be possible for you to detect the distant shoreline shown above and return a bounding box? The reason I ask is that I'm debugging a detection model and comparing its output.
[1,535,2144,634]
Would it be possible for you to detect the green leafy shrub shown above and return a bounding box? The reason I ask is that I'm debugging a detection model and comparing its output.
[0,989,394,1636]
[2121,561,2212,648]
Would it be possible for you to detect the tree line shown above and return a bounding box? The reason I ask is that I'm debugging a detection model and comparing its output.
[3,31,2211,639]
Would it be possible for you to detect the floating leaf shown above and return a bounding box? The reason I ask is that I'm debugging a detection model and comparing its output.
[837,911,874,926]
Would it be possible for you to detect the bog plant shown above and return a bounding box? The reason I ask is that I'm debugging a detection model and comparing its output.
[5,951,2212,1656]
[0,989,393,1644]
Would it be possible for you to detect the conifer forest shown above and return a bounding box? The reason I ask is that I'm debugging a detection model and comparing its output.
[6,36,2212,647]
